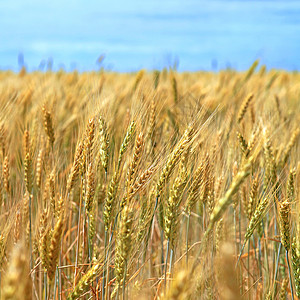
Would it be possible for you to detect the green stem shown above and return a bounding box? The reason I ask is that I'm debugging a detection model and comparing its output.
[286,250,294,300]
[258,237,262,279]
[161,229,164,275]
[54,267,57,299]
[102,230,108,300]
[186,213,190,268]
[143,196,159,262]
[273,243,282,298]
[87,215,92,262]
[247,241,250,300]
[104,212,120,299]
[122,260,127,300]
[164,239,170,294]
[74,177,83,288]
[236,240,247,268]
[238,203,242,253]
[234,209,237,254]
[44,272,47,300]
[169,248,174,280]
[29,191,33,269]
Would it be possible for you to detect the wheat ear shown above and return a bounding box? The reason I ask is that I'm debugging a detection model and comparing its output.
[98,115,109,173]
[117,120,136,170]
[67,258,104,300]
[42,104,55,148]
[156,125,193,197]
[237,93,254,123]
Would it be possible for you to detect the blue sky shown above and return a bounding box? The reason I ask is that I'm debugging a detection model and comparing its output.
[1,0,300,71]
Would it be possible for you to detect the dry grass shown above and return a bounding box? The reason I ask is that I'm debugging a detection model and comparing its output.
[0,64,299,299]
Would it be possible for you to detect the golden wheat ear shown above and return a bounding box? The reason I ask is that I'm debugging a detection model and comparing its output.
[42,104,55,148]
[237,93,254,124]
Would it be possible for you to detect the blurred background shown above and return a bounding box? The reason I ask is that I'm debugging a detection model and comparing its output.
[0,0,299,72]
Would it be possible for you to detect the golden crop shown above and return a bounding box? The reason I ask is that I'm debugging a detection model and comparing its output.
[0,63,299,299]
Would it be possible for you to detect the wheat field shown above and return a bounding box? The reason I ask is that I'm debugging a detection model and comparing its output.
[0,62,299,299]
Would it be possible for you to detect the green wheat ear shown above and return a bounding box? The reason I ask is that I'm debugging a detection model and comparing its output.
[279,199,291,251]
[118,120,136,169]
[237,196,270,265]
[209,157,253,229]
